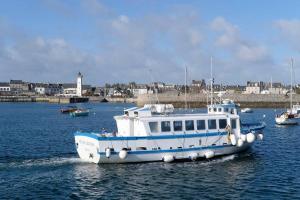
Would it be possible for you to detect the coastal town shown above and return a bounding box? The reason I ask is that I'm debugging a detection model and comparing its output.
[0,72,299,100]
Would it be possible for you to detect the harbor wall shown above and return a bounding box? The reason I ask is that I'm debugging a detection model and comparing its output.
[0,96,89,104]
[105,97,137,103]
[136,93,300,108]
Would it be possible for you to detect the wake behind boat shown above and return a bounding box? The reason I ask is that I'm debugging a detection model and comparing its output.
[241,108,253,113]
[74,100,265,164]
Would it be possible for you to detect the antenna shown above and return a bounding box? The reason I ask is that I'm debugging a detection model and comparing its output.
[185,65,188,110]
[210,56,213,106]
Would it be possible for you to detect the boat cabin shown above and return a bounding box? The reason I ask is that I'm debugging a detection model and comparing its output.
[207,99,238,115]
[114,103,240,137]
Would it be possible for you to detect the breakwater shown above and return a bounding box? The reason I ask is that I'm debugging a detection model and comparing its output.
[137,93,300,108]
[0,96,89,103]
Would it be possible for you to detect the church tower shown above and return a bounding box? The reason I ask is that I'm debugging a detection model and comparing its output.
[76,72,83,97]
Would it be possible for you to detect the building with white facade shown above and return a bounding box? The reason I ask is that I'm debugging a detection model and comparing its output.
[244,81,264,94]
[0,82,11,94]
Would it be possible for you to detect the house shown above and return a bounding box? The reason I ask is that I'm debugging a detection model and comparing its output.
[62,83,91,97]
[34,83,48,95]
[244,81,264,94]
[0,82,11,95]
[191,79,206,93]
[34,83,62,95]
[224,85,246,94]
[267,82,286,94]
[10,80,29,94]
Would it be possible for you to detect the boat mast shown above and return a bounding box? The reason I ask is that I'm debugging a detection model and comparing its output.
[210,56,213,106]
[185,65,188,110]
[290,58,293,110]
[270,76,273,94]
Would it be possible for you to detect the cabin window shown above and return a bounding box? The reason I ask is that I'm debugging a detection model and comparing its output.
[213,108,217,112]
[161,121,171,132]
[149,122,159,133]
[208,119,217,129]
[230,109,234,114]
[219,119,227,129]
[231,119,237,129]
[224,108,229,112]
[185,120,194,131]
[218,108,222,112]
[136,147,147,150]
[209,108,212,112]
[196,120,206,130]
[173,121,182,131]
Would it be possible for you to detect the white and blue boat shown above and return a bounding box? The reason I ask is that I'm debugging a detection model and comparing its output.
[74,99,265,164]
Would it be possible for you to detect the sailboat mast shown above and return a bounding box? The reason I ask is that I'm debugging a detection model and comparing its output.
[185,66,187,110]
[290,58,293,110]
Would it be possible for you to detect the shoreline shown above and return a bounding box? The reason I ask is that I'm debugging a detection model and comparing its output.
[0,94,298,108]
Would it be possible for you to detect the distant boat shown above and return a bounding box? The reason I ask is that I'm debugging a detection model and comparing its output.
[275,58,298,125]
[241,108,253,113]
[289,104,300,118]
[70,109,89,117]
[61,106,78,114]
[275,112,298,125]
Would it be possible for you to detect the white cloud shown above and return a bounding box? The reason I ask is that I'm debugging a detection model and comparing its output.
[211,17,270,63]
[275,19,300,51]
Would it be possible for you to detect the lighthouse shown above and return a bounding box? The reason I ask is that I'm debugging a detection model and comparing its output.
[76,72,83,97]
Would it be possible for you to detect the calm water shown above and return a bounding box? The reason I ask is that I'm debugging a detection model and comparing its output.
[1,103,300,199]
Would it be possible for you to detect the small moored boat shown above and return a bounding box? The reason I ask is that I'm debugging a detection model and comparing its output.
[70,109,89,117]
[61,106,78,114]
[275,58,299,125]
[275,112,298,125]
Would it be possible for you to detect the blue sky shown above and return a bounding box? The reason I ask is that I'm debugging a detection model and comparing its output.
[0,0,300,85]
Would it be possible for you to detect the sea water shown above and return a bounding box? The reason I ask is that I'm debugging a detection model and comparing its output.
[0,103,300,199]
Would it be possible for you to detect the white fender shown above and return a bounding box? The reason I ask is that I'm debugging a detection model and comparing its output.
[240,134,247,142]
[189,152,198,161]
[246,132,255,143]
[163,155,174,163]
[257,134,264,140]
[105,148,111,158]
[237,138,244,147]
[204,151,215,159]
[119,150,128,159]
[230,134,237,146]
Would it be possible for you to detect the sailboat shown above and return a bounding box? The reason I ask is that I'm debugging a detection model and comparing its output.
[275,58,298,125]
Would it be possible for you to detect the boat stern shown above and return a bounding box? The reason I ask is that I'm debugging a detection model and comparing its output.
[74,131,100,164]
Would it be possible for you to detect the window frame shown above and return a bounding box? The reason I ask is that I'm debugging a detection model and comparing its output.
[231,119,237,129]
[149,122,159,133]
[208,119,217,130]
[173,121,183,132]
[161,121,171,132]
[196,120,206,130]
[185,120,195,131]
[218,119,227,129]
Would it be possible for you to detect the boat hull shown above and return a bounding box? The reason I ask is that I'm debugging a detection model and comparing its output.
[74,131,261,164]
[70,111,89,117]
[275,117,298,125]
